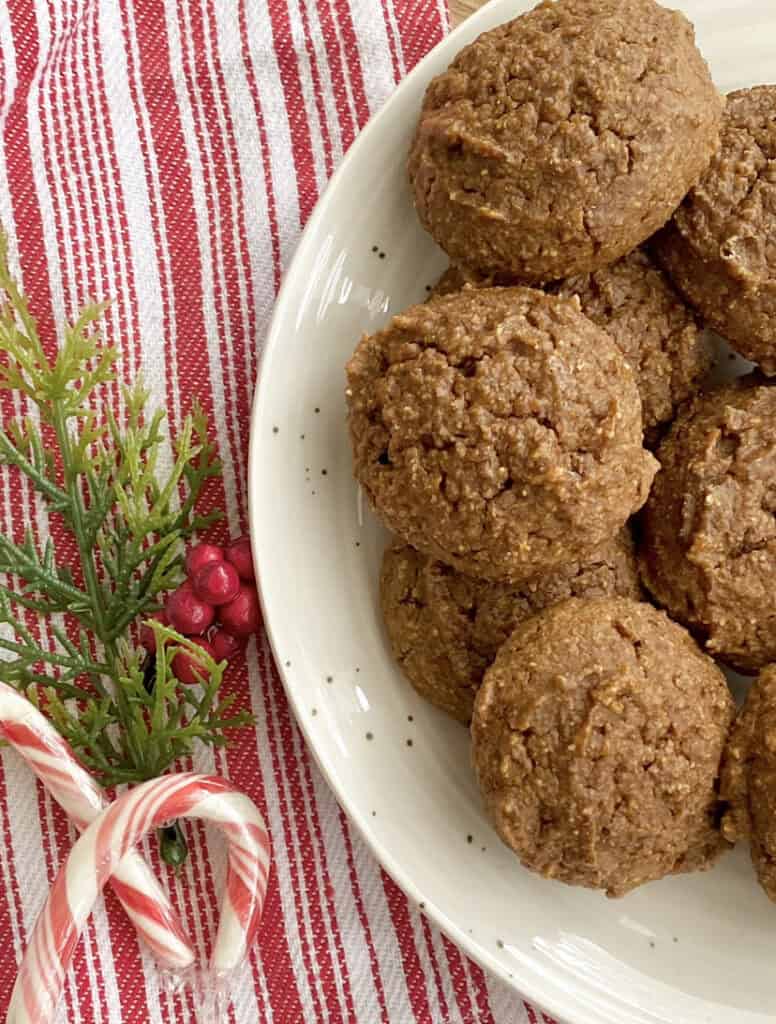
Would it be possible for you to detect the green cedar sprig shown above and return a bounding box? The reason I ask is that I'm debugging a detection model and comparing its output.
[0,231,252,785]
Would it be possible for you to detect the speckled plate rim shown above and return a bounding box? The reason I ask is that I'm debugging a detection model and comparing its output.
[246,4,576,1005]
[248,4,775,1023]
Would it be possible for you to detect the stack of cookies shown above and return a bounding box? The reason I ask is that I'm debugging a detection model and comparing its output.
[345,0,776,901]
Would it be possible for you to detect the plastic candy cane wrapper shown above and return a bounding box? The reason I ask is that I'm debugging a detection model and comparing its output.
[8,772,271,1024]
[0,681,194,968]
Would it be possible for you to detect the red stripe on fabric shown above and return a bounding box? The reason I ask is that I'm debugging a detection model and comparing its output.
[338,808,390,1023]
[80,0,140,397]
[0,27,6,112]
[87,1,141,374]
[314,0,357,150]
[61,0,101,308]
[441,934,477,1024]
[298,744,359,1023]
[266,0,319,222]
[5,0,56,341]
[218,654,303,1020]
[282,705,351,1022]
[0,764,26,1016]
[524,1002,539,1024]
[42,0,87,312]
[180,0,251,520]
[120,0,194,425]
[541,1013,559,1024]
[393,0,448,72]
[420,911,451,1023]
[330,0,370,130]
[249,878,303,1022]
[381,871,431,1023]
[468,959,498,1024]
[117,0,178,408]
[237,0,283,294]
[203,0,260,400]
[249,639,324,1021]
[295,0,334,179]
[379,0,403,84]
[261,645,342,1022]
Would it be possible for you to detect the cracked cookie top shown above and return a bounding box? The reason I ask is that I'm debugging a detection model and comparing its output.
[408,0,723,283]
[432,248,712,444]
[345,286,657,582]
[640,377,776,672]
[654,85,776,373]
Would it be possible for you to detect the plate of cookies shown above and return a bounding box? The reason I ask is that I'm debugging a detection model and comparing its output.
[250,1,776,1022]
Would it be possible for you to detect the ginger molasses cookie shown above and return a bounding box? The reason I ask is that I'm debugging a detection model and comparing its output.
[640,378,776,673]
[472,598,734,896]
[655,86,776,373]
[721,665,776,902]
[380,531,639,723]
[432,249,712,444]
[408,0,722,283]
[346,287,657,582]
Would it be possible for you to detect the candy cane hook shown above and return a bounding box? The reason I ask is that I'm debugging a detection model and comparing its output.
[8,772,271,1024]
[0,682,195,969]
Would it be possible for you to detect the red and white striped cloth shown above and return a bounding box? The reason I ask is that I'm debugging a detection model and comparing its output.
[0,1,557,1021]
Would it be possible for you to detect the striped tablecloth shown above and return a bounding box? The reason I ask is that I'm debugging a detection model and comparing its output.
[0,1,557,1021]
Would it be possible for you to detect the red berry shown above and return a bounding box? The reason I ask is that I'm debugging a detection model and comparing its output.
[165,580,215,636]
[185,542,224,578]
[140,611,169,654]
[172,638,215,685]
[211,629,245,662]
[218,584,261,639]
[192,560,240,606]
[224,536,255,582]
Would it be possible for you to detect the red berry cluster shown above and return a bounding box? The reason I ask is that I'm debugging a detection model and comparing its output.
[141,536,260,684]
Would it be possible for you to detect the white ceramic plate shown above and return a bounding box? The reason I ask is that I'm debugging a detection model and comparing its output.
[249,4,776,1022]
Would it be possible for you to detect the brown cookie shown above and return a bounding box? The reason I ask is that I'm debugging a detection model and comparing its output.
[408,0,722,283]
[472,598,734,897]
[380,531,640,724]
[346,287,657,583]
[432,249,712,444]
[720,665,776,902]
[640,378,776,673]
[655,86,776,373]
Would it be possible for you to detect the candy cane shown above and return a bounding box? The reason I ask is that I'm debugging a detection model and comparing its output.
[8,772,271,1024]
[0,681,195,969]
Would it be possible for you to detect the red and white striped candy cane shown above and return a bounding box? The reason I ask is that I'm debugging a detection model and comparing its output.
[8,772,271,1024]
[0,681,195,969]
